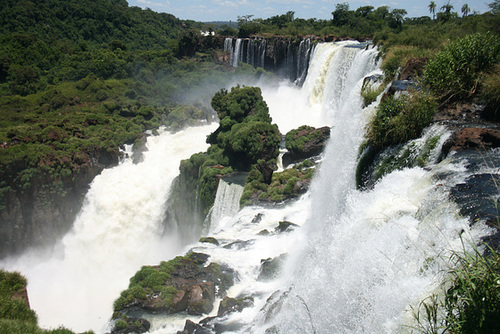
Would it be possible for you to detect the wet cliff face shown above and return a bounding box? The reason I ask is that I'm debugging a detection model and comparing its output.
[0,149,119,258]
[224,37,312,83]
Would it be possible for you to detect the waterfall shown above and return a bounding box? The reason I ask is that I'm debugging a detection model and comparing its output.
[0,124,218,333]
[206,177,245,233]
[295,38,311,85]
[0,40,494,334]
[225,37,312,83]
[232,39,243,67]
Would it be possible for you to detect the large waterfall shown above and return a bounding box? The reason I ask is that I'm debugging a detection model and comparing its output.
[0,124,217,332]
[0,40,494,333]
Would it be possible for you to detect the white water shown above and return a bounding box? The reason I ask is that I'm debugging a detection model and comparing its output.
[207,179,244,232]
[0,41,493,334]
[0,124,217,332]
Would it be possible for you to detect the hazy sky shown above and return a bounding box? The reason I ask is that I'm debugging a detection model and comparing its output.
[126,0,492,22]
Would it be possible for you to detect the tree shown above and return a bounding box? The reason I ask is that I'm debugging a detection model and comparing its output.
[428,1,437,20]
[374,6,390,20]
[488,0,500,14]
[461,4,470,17]
[355,6,374,17]
[438,1,455,22]
[331,3,352,26]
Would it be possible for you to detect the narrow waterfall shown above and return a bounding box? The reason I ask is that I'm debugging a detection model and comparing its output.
[207,177,245,233]
[0,124,218,333]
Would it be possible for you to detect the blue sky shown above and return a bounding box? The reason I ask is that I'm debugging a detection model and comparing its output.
[126,0,492,22]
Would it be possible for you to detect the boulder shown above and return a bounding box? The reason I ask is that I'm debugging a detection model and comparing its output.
[114,252,234,318]
[112,317,150,334]
[284,126,330,162]
[217,296,254,317]
[258,254,288,281]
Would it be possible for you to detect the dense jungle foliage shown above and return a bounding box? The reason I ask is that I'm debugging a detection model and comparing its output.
[1,0,500,332]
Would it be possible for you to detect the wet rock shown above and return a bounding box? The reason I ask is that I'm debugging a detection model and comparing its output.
[131,134,148,164]
[450,174,500,226]
[442,127,500,156]
[223,239,255,250]
[217,296,254,317]
[111,316,150,334]
[187,282,216,315]
[275,221,298,233]
[251,213,264,224]
[258,254,287,281]
[114,252,234,318]
[177,319,212,334]
[199,237,220,246]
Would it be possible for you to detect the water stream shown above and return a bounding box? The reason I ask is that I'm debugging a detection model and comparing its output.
[0,41,494,333]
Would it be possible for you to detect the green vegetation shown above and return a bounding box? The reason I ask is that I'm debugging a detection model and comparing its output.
[0,270,93,334]
[174,86,280,216]
[366,91,437,149]
[412,243,500,333]
[0,0,265,212]
[241,159,315,206]
[113,255,189,311]
[424,32,500,101]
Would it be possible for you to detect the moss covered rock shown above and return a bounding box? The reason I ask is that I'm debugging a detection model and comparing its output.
[113,252,234,317]
[284,125,330,162]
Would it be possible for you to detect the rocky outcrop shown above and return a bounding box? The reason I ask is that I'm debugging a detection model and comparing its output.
[113,252,234,325]
[442,127,500,154]
[0,148,119,258]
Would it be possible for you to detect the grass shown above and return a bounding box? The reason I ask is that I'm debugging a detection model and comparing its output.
[411,237,500,334]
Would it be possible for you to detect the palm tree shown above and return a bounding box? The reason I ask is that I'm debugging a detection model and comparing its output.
[441,1,454,14]
[428,1,437,20]
[461,4,470,17]
[440,1,454,21]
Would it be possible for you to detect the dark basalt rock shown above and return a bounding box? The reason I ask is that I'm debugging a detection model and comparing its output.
[111,316,150,334]
[199,237,220,246]
[115,252,234,319]
[450,173,500,226]
[275,221,298,233]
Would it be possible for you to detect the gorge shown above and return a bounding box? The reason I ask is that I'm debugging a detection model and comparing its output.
[1,38,498,334]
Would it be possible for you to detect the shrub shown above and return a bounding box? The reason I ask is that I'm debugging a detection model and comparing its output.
[366,91,437,149]
[480,64,500,119]
[424,32,500,100]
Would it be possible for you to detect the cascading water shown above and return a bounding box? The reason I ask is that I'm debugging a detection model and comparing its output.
[0,124,217,332]
[224,37,312,83]
[0,40,494,334]
[207,177,245,233]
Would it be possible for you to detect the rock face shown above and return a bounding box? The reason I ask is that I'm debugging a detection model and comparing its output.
[442,127,500,155]
[284,125,330,163]
[0,148,119,258]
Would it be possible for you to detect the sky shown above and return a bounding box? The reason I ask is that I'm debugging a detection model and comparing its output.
[126,0,492,22]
